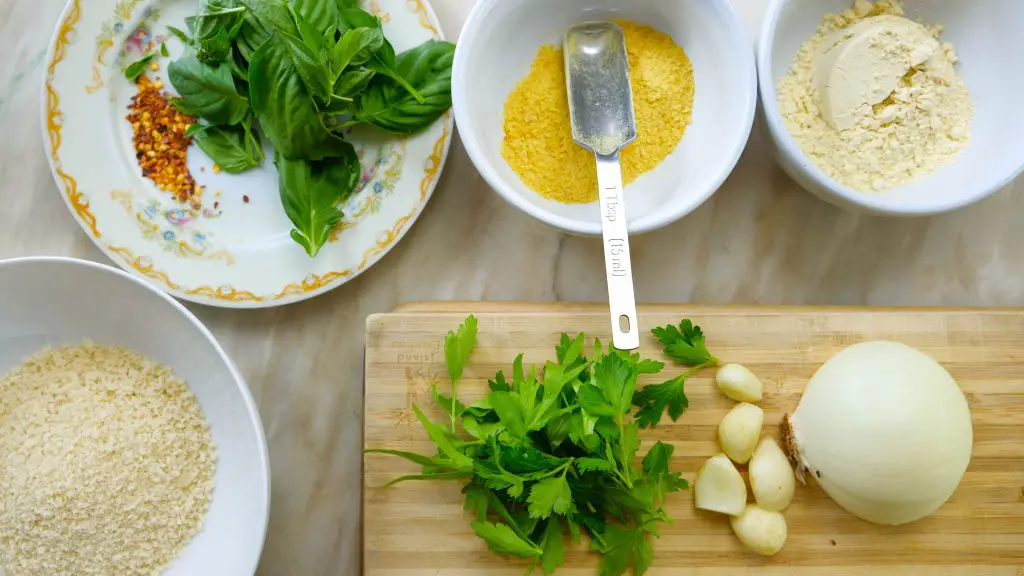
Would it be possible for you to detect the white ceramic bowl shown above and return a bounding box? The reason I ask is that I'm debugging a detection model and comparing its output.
[0,257,269,575]
[758,0,1024,215]
[453,0,757,235]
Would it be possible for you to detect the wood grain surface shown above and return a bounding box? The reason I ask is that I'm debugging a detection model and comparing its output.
[364,304,1024,575]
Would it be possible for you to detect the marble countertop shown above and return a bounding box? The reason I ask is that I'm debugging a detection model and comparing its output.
[2,0,1023,574]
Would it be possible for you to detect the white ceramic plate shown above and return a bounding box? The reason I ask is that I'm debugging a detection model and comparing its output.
[43,0,453,308]
[0,256,269,575]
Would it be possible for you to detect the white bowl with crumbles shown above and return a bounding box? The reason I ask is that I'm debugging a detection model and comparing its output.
[0,257,268,575]
[759,0,1024,215]
[454,0,757,235]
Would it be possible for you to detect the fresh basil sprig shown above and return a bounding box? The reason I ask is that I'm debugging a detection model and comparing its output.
[163,0,455,258]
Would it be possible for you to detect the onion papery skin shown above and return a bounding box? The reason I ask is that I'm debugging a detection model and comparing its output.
[786,341,973,526]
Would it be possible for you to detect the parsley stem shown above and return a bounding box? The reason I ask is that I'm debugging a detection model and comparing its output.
[450,380,458,433]
[683,362,711,378]
[616,415,633,489]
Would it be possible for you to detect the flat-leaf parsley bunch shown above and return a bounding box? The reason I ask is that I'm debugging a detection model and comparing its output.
[369,316,720,575]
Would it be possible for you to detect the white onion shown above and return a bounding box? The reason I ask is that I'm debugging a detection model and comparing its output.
[784,341,973,526]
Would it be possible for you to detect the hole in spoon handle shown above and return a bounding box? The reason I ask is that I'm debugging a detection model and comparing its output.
[596,153,640,351]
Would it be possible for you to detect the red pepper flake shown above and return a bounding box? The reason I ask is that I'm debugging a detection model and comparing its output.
[213,201,220,209]
[126,75,200,204]
[243,195,250,204]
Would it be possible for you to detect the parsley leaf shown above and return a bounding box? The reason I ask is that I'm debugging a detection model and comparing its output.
[368,315,711,575]
[470,521,542,558]
[445,314,478,382]
[636,359,665,374]
[527,475,573,519]
[379,470,473,488]
[444,314,478,431]
[576,457,614,473]
[462,480,491,522]
[641,441,674,475]
[555,332,585,366]
[411,404,472,469]
[593,352,638,416]
[364,448,470,472]
[489,390,528,439]
[540,519,565,575]
[651,319,719,366]
[596,524,653,576]
[632,374,689,429]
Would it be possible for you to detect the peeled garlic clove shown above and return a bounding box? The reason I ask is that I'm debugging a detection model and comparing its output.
[716,363,764,403]
[730,504,787,556]
[749,437,796,511]
[694,454,747,516]
[718,402,763,464]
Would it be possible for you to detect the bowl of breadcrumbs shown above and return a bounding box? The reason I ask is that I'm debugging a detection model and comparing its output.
[453,0,757,235]
[0,257,269,576]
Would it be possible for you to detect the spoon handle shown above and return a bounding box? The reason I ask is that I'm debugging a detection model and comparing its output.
[595,153,640,351]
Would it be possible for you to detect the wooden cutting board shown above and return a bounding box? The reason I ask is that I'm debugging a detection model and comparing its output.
[363,303,1024,575]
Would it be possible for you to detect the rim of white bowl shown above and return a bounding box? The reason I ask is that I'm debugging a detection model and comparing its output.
[0,255,270,574]
[453,0,758,236]
[757,0,1024,216]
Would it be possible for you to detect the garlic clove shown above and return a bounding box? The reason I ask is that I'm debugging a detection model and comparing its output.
[716,363,764,403]
[749,437,796,512]
[718,402,764,464]
[694,454,747,516]
[730,504,788,556]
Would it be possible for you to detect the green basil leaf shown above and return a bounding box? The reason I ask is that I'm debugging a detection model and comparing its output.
[160,43,170,57]
[286,3,325,55]
[167,25,193,45]
[192,0,247,63]
[124,53,155,82]
[350,40,454,135]
[183,123,208,137]
[249,32,347,160]
[279,31,332,104]
[291,0,344,36]
[167,51,249,125]
[331,27,384,75]
[334,68,376,98]
[192,124,262,174]
[236,0,296,63]
[337,4,381,30]
[274,144,359,258]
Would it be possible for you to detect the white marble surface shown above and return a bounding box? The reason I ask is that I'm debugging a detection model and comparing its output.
[1,0,1023,574]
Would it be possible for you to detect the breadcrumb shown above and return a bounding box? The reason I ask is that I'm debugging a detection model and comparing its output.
[0,343,216,576]
[501,20,695,204]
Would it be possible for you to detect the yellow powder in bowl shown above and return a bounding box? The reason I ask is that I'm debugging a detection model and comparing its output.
[502,20,695,204]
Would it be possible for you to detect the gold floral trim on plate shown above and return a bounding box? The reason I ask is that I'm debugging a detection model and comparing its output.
[85,0,145,93]
[47,0,99,239]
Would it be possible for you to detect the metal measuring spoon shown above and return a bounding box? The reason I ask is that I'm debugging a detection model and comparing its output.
[564,22,640,351]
